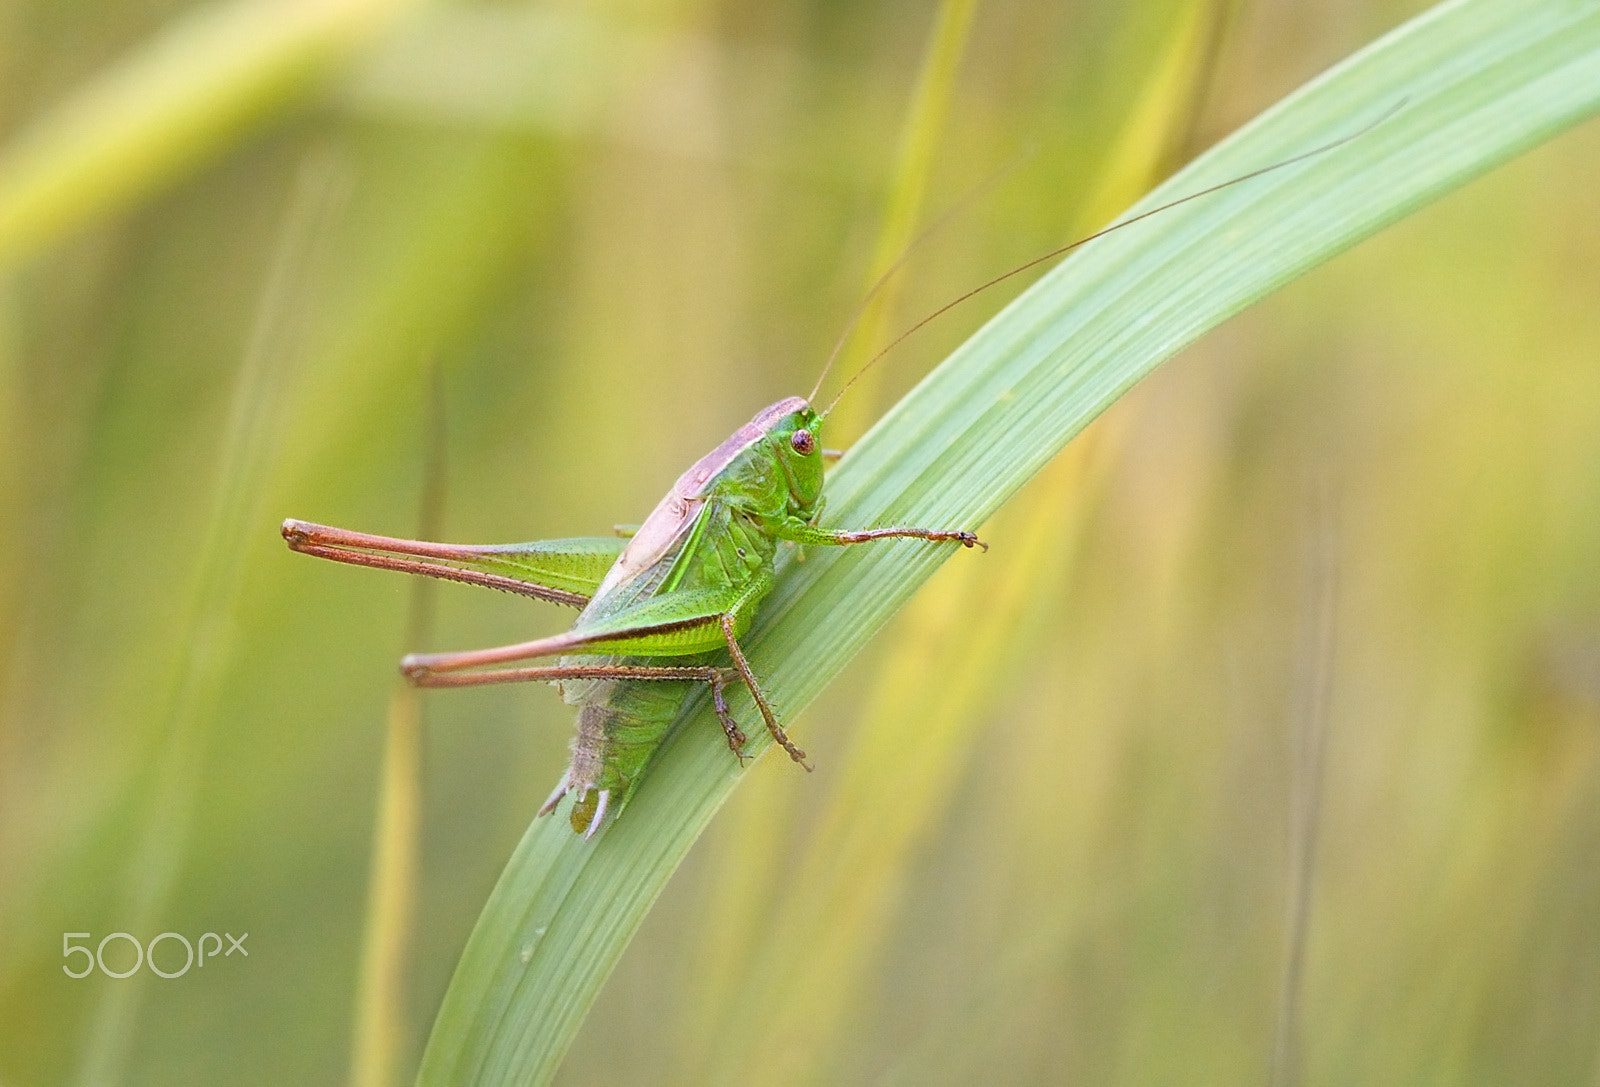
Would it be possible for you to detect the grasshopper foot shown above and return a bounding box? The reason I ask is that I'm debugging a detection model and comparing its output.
[778,736,813,772]
[710,670,750,764]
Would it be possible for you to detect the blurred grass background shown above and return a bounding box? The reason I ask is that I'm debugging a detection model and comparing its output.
[2,0,1599,1085]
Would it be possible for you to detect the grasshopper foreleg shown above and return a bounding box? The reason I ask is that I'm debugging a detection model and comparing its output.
[780,521,987,551]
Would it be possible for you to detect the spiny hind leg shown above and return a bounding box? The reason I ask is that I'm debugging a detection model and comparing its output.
[416,658,747,759]
[719,614,810,770]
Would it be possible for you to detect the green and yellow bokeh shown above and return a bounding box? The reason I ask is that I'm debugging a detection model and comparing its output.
[2,0,1599,1083]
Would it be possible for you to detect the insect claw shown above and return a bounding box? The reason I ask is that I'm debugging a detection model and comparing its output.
[400,654,431,680]
[584,789,610,839]
[960,532,988,551]
[709,669,751,762]
[780,739,812,771]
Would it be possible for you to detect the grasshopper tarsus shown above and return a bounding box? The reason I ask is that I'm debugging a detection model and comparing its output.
[925,528,985,550]
[770,726,811,771]
[709,671,751,762]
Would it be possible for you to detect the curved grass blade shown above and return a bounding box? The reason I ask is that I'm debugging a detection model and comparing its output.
[419,1,1600,1082]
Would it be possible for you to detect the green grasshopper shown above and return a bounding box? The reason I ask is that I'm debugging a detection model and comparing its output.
[283,109,1398,837]
[283,398,982,836]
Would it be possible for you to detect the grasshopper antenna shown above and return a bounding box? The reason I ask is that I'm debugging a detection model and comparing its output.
[808,148,1036,406]
[824,99,1407,417]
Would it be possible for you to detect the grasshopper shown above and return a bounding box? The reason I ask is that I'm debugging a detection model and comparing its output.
[284,108,1399,837]
[283,398,981,837]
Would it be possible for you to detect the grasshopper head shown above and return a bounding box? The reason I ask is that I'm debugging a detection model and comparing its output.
[769,400,827,515]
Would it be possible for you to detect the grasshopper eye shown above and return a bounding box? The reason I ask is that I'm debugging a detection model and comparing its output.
[790,429,816,456]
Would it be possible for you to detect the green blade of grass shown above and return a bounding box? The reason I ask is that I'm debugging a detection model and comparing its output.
[418,1,1600,1083]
